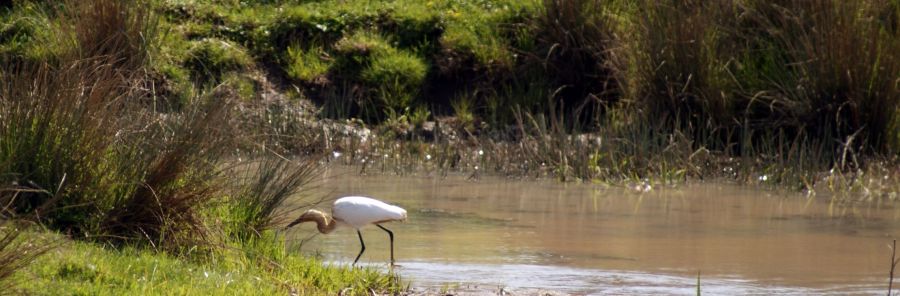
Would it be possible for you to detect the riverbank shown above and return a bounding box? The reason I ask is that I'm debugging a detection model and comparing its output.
[145,0,899,197]
[2,0,897,194]
[302,114,900,201]
[0,0,898,294]
[4,229,401,295]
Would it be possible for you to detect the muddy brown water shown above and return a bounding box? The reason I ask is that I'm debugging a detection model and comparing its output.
[286,167,899,295]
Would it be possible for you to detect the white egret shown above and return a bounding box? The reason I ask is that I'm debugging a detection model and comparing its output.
[285,196,407,266]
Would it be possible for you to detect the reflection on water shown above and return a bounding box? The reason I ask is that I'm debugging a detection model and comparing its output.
[285,167,900,294]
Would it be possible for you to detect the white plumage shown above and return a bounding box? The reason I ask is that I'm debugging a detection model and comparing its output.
[333,196,407,228]
[284,195,407,266]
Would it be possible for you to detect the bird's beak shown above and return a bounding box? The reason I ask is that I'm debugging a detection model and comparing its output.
[284,220,300,230]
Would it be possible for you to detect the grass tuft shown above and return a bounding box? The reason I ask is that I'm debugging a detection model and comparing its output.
[0,223,53,295]
[224,155,321,241]
[184,38,253,85]
[286,45,331,83]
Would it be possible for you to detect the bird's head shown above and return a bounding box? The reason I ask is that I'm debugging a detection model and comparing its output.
[284,209,328,229]
[399,208,408,222]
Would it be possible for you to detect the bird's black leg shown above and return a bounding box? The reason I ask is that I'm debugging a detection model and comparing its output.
[376,224,394,265]
[353,230,365,266]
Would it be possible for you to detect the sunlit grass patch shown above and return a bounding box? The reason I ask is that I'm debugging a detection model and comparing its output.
[20,239,275,295]
[286,45,331,83]
[221,72,258,100]
[441,22,513,69]
[183,38,254,84]
[328,30,429,120]
[362,48,427,92]
[0,2,58,63]
[333,30,393,57]
[0,223,53,294]
[13,232,401,296]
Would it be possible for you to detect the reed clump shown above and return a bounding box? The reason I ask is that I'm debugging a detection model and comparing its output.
[527,0,618,127]
[0,0,230,248]
[0,0,399,293]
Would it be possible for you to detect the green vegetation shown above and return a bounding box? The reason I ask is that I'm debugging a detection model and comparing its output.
[286,44,330,82]
[184,38,253,85]
[36,0,894,191]
[0,0,898,292]
[11,232,396,295]
[0,0,398,294]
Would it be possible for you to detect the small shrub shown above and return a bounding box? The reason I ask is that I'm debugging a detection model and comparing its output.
[99,96,233,250]
[153,63,195,108]
[362,49,427,89]
[328,31,428,121]
[222,73,258,100]
[451,92,477,132]
[625,1,729,132]
[0,61,127,230]
[364,49,428,117]
[262,5,355,59]
[0,17,37,51]
[0,0,238,250]
[740,0,900,155]
[286,45,331,82]
[409,105,431,128]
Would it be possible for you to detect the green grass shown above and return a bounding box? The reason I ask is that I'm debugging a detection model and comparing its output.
[0,6,897,291]
[286,45,331,82]
[2,2,898,292]
[363,47,428,114]
[0,0,887,188]
[333,30,394,57]
[184,38,254,84]
[144,0,544,122]
[12,231,399,296]
[210,0,895,195]
[8,0,897,151]
[0,2,58,64]
[0,1,400,294]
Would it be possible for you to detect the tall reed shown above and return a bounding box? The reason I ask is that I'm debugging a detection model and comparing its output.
[618,0,900,168]
[530,0,617,127]
[0,0,237,250]
[224,155,321,241]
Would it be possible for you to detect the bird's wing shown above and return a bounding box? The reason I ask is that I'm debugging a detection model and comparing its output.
[333,196,407,228]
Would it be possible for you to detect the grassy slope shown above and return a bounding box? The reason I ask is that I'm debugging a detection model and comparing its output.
[150,0,540,119]
[12,232,398,295]
[0,2,894,190]
[0,1,400,294]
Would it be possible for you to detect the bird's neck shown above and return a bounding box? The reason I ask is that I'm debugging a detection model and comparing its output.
[310,212,338,234]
